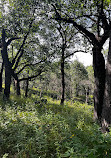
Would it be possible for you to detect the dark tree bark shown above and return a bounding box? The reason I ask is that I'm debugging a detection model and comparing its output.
[1,29,12,99]
[9,67,21,95]
[4,65,12,98]
[0,62,4,92]
[104,31,111,108]
[14,75,21,95]
[75,84,79,97]
[101,31,111,131]
[25,70,29,97]
[1,29,20,98]
[61,47,65,104]
[25,79,29,97]
[93,45,105,120]
[16,80,21,95]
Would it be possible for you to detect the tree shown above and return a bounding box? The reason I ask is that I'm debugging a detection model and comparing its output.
[102,31,111,131]
[0,0,51,98]
[0,62,4,92]
[56,23,76,104]
[51,21,87,104]
[86,65,94,95]
[0,0,36,98]
[52,0,111,123]
[70,60,88,97]
[1,29,20,98]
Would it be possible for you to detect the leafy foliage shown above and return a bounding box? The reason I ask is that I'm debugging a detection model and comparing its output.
[0,93,111,158]
[0,0,111,157]
[70,60,88,97]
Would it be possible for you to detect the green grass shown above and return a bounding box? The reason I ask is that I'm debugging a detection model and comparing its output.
[0,94,111,158]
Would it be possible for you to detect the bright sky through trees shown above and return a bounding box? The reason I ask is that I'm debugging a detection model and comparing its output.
[73,38,109,67]
[73,52,92,66]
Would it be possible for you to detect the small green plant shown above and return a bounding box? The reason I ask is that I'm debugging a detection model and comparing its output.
[2,153,9,158]
[0,93,111,157]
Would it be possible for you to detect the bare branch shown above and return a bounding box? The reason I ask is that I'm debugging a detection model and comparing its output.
[52,4,98,46]
[12,19,34,66]
[6,37,21,46]
[13,49,24,70]
[16,58,47,74]
[18,70,43,82]
[76,14,98,24]
[65,50,87,59]
[99,0,109,33]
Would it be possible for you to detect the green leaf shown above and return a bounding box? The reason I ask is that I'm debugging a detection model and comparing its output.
[0,11,2,18]
[81,3,84,8]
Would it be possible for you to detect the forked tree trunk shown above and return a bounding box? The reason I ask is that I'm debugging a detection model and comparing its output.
[1,29,22,99]
[93,45,105,120]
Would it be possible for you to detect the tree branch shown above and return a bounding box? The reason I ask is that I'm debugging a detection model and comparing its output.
[13,49,24,70]
[18,70,43,82]
[12,19,34,66]
[100,0,109,32]
[52,4,98,46]
[6,37,21,46]
[100,29,110,47]
[76,14,98,24]
[65,50,87,59]
[16,58,47,75]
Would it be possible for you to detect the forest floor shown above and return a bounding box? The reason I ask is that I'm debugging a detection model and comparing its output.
[0,92,111,158]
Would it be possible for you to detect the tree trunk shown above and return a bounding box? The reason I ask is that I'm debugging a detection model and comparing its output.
[0,62,4,92]
[13,78,20,95]
[101,31,111,131]
[85,88,88,104]
[4,65,12,98]
[16,80,21,95]
[25,79,29,97]
[1,29,19,98]
[93,45,105,120]
[61,48,65,105]
[11,71,21,95]
[75,84,79,97]
[1,29,12,99]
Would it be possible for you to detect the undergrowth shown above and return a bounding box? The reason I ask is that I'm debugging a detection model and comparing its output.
[0,94,111,158]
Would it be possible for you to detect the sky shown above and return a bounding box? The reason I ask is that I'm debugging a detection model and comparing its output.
[72,38,109,67]
[72,52,93,67]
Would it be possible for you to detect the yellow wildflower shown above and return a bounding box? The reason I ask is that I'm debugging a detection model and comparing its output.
[70,134,75,138]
